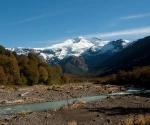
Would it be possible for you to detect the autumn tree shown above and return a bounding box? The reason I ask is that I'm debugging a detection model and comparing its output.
[0,45,69,86]
[62,74,71,83]
[0,66,7,84]
[6,54,21,85]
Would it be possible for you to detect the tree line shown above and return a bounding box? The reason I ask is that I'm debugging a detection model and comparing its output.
[95,66,150,88]
[0,45,71,86]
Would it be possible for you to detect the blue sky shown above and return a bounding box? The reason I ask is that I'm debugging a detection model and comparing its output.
[0,0,150,48]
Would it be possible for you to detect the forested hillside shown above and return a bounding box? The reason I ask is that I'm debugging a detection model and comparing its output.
[91,36,150,76]
[95,66,150,88]
[0,45,70,86]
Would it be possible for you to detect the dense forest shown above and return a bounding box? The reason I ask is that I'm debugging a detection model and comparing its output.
[0,45,71,86]
[95,65,150,88]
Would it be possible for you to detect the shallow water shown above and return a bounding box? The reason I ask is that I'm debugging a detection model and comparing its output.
[0,88,149,115]
[0,95,107,115]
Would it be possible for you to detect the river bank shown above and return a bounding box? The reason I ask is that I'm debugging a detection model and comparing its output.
[0,82,150,125]
[0,82,123,105]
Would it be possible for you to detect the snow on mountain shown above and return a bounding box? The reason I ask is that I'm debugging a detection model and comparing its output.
[8,37,130,63]
[86,39,130,55]
[7,47,33,55]
[42,36,94,59]
[100,39,130,53]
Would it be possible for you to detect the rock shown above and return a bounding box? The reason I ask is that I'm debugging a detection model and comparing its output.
[135,96,140,100]
[92,118,96,121]
[107,96,115,100]
[0,85,5,89]
[52,108,58,112]
[106,119,112,123]
[1,123,8,125]
[45,114,51,118]
[0,100,7,104]
[18,92,29,97]
[24,97,30,100]
[12,100,24,104]
[70,100,85,109]
[4,118,11,122]
[0,99,24,104]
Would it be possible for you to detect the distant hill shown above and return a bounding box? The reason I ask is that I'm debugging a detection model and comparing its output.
[90,36,150,76]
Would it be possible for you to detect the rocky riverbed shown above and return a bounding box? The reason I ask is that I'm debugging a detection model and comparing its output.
[0,82,150,125]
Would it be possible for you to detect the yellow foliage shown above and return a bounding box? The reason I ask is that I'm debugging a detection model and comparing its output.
[125,114,150,125]
[67,121,77,125]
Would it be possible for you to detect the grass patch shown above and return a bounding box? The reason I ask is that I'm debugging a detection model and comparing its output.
[19,110,33,116]
[125,114,150,125]
[0,121,4,125]
[67,121,77,125]
[70,100,85,109]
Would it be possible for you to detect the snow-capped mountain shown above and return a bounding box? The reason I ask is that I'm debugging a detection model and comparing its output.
[8,37,93,60]
[44,36,94,59]
[8,37,131,74]
[8,37,130,61]
[85,39,130,55]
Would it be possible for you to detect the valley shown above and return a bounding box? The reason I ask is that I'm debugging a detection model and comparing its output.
[0,83,150,125]
[1,1,150,124]
[7,37,130,75]
[1,34,150,125]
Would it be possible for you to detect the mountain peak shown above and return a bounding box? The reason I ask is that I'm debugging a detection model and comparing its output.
[91,37,102,43]
[8,36,131,66]
[111,39,130,49]
[73,36,87,43]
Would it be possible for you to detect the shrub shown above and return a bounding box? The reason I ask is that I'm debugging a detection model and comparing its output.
[125,114,150,125]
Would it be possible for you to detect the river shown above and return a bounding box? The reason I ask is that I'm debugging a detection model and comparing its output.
[0,87,149,115]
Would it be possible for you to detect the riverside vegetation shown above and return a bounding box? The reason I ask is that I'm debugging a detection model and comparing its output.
[0,45,150,88]
[95,65,150,88]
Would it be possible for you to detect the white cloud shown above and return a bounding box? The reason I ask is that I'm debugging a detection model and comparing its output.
[120,13,150,20]
[16,15,49,24]
[22,27,150,47]
[108,12,150,27]
[84,27,150,39]
[11,8,73,24]
[8,14,50,25]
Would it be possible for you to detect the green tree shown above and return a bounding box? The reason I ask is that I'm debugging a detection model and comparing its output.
[39,66,48,83]
[0,45,6,55]
[20,73,27,85]
[7,54,21,85]
[23,60,39,85]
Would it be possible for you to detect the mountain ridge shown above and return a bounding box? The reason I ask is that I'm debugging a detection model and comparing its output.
[7,37,131,75]
[91,35,150,77]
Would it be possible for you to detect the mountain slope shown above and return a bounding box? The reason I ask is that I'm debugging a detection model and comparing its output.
[82,39,130,70]
[8,37,130,75]
[91,36,150,76]
[59,56,88,76]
